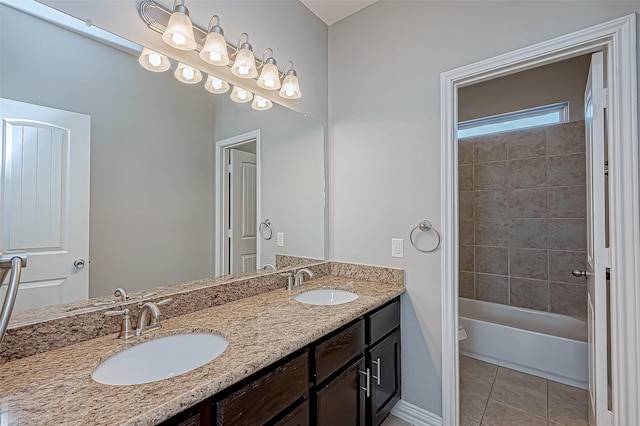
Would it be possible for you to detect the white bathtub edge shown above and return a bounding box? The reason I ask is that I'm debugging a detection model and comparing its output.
[460,350,588,390]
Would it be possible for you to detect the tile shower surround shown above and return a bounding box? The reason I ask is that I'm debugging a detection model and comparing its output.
[458,121,588,319]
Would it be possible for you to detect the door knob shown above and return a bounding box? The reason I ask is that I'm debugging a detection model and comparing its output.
[572,269,590,278]
[74,259,86,269]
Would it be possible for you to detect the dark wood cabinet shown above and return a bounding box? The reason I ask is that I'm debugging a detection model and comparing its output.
[162,297,400,426]
[368,330,401,426]
[273,400,309,426]
[315,357,366,426]
[215,352,308,426]
[314,320,365,384]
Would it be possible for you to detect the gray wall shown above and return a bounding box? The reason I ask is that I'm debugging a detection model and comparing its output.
[328,1,640,416]
[1,6,217,297]
[459,122,588,319]
[39,0,329,124]
[213,97,325,266]
[459,55,592,123]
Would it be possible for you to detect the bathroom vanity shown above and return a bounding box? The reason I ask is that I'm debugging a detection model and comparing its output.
[163,298,400,426]
[0,262,404,425]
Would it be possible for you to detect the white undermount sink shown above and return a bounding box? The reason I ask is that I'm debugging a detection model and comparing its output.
[295,289,358,306]
[92,333,228,386]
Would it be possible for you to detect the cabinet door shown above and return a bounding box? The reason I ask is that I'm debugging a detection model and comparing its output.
[315,357,366,426]
[273,400,309,426]
[368,330,401,426]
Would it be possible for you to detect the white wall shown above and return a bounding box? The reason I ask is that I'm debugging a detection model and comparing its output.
[328,1,640,416]
[459,54,591,122]
[39,0,329,124]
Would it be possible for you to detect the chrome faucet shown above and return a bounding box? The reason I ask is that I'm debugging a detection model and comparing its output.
[136,299,172,336]
[262,263,277,272]
[105,298,172,339]
[294,268,314,287]
[114,287,129,302]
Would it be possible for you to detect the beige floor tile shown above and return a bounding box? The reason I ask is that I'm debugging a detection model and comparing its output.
[461,416,481,426]
[481,400,547,426]
[460,388,490,422]
[489,367,548,418]
[548,381,588,426]
[460,356,498,396]
[381,414,413,426]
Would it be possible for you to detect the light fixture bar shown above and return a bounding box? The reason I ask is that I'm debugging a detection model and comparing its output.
[139,0,263,77]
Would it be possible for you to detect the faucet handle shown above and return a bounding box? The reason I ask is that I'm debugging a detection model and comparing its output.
[156,298,172,306]
[104,309,136,339]
[280,272,294,291]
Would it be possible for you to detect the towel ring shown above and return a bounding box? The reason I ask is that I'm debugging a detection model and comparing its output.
[410,220,441,252]
[259,219,273,240]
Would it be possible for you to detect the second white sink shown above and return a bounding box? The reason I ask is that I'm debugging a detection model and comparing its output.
[295,289,358,305]
[92,332,228,386]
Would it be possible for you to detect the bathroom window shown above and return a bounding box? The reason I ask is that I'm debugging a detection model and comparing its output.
[458,102,569,138]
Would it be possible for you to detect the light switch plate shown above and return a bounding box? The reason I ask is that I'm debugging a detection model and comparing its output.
[276,232,284,247]
[391,238,404,258]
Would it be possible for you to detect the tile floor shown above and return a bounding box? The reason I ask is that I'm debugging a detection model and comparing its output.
[459,355,589,426]
[381,355,588,426]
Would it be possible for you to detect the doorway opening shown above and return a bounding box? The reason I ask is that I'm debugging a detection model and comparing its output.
[440,14,638,426]
[456,53,595,425]
[214,130,261,276]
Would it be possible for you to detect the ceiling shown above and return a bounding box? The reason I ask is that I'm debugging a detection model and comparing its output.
[300,0,378,26]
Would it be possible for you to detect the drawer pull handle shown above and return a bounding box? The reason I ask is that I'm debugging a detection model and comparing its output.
[372,358,381,385]
[359,368,371,397]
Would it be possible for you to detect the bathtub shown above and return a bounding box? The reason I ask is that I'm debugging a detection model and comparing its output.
[459,298,588,389]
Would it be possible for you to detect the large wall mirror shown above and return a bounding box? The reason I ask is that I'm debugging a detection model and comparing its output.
[0,2,326,316]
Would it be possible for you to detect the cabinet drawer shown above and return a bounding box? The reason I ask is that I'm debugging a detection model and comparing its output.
[216,352,309,425]
[273,400,309,426]
[315,320,365,384]
[367,299,400,345]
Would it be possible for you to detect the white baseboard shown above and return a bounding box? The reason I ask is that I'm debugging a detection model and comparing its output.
[390,399,443,426]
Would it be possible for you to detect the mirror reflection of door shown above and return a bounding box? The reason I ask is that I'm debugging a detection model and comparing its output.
[0,98,90,311]
[225,143,257,274]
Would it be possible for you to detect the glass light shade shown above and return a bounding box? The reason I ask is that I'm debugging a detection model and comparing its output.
[231,45,258,79]
[204,75,230,94]
[279,72,302,99]
[252,96,272,111]
[199,31,230,66]
[230,86,253,103]
[138,48,170,72]
[175,63,202,84]
[162,11,196,51]
[257,62,281,90]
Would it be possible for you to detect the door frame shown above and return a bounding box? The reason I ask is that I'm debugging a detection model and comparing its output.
[214,130,261,276]
[440,14,638,426]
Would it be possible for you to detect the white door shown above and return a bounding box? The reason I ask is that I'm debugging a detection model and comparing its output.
[229,149,256,273]
[584,52,611,426]
[0,98,90,311]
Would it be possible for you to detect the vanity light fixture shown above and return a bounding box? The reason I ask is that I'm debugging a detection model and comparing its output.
[279,61,302,99]
[230,33,258,79]
[138,0,304,109]
[230,86,253,103]
[204,75,230,94]
[199,15,230,66]
[252,95,272,111]
[175,62,203,84]
[138,47,171,72]
[257,48,281,91]
[162,0,197,50]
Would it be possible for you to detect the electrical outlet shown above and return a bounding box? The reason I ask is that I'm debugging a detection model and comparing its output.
[391,238,404,258]
[277,232,284,247]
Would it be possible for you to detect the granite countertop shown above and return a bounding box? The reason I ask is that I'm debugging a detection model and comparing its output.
[0,275,404,425]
